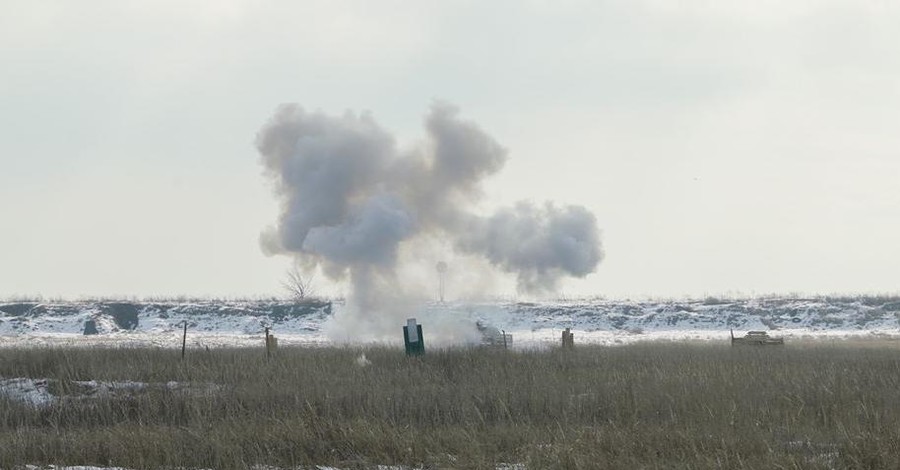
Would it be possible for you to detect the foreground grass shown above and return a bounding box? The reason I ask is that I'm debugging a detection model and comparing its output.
[2,343,900,469]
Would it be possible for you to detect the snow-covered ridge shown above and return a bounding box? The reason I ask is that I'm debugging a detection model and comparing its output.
[453,296,900,334]
[0,300,332,336]
[1,297,899,347]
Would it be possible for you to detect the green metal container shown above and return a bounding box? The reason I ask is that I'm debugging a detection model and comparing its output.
[403,319,425,356]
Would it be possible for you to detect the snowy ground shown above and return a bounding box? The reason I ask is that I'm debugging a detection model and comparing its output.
[5,297,897,470]
[2,296,900,349]
[0,377,219,409]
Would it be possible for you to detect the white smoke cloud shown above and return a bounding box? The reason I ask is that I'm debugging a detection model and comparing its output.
[256,102,604,341]
[457,202,602,294]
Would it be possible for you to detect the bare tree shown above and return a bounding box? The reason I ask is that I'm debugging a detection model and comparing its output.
[282,265,315,302]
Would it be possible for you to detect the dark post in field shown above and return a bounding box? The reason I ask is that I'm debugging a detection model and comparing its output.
[181,321,188,360]
[265,326,271,360]
[562,328,574,349]
[403,318,425,356]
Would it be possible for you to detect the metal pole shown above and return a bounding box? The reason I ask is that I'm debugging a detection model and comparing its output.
[265,326,271,360]
[181,321,187,360]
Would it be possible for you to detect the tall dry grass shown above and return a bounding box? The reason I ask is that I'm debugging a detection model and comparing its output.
[1,343,900,469]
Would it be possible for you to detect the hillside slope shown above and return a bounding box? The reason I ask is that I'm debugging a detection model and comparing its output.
[1,296,899,348]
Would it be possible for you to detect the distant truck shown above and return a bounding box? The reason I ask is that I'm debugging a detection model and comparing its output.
[730,329,784,346]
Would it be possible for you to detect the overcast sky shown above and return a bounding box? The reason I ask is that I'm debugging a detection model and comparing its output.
[2,0,899,299]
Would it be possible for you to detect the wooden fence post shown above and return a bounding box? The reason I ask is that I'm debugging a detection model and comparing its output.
[562,328,574,349]
[181,321,188,360]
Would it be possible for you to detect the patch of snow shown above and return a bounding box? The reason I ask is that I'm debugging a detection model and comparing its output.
[356,353,372,367]
[70,380,148,398]
[22,466,129,470]
[0,378,55,407]
[1,378,222,406]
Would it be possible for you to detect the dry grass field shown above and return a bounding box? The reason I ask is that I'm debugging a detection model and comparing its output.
[2,342,900,469]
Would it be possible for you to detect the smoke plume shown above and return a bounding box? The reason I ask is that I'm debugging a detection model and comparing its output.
[256,102,603,340]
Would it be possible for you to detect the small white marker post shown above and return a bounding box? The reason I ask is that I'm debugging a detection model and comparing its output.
[407,318,418,342]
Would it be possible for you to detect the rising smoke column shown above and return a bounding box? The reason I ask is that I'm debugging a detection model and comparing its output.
[256,102,604,337]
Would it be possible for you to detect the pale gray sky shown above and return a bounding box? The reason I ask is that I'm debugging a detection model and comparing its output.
[2,0,899,299]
